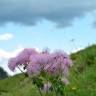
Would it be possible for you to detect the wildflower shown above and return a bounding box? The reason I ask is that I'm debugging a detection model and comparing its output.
[8,48,72,81]
[44,50,72,76]
[43,82,52,92]
[8,48,38,71]
[27,62,41,76]
[61,78,69,85]
[16,48,38,64]
[8,58,17,71]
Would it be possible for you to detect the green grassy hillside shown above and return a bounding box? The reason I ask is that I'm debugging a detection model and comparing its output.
[0,45,96,96]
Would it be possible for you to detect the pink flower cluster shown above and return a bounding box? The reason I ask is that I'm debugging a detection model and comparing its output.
[8,48,38,71]
[8,48,72,77]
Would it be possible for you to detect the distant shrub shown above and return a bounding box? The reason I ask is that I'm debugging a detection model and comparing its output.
[0,67,8,80]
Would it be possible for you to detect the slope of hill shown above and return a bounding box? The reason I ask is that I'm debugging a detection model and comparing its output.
[0,45,96,96]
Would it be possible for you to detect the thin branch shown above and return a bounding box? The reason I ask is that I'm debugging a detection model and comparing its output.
[17,66,25,74]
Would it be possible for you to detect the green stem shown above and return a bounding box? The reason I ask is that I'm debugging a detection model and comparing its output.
[18,66,43,96]
[36,85,43,96]
[64,87,66,96]
[52,85,58,96]
[17,66,25,74]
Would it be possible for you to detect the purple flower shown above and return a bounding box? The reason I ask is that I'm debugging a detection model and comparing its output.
[8,48,38,71]
[27,62,41,76]
[63,57,73,67]
[43,82,52,92]
[44,62,58,75]
[29,53,51,68]
[8,58,17,71]
[8,48,72,79]
[44,51,72,76]
[16,48,38,64]
[61,78,69,85]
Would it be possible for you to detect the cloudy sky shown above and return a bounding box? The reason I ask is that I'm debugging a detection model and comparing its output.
[0,0,96,75]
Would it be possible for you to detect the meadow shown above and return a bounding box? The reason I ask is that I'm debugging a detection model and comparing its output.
[0,45,96,96]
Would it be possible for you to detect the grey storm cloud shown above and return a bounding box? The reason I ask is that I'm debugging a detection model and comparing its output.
[0,0,96,27]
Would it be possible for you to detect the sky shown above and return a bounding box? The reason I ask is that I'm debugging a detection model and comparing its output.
[0,0,96,75]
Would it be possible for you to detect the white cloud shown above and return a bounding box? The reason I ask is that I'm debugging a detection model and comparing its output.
[0,47,24,75]
[0,33,13,41]
[0,47,24,59]
[34,47,41,52]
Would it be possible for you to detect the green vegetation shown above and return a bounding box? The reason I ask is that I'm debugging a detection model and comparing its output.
[0,45,96,96]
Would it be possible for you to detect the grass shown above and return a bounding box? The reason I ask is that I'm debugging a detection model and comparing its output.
[0,45,96,96]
